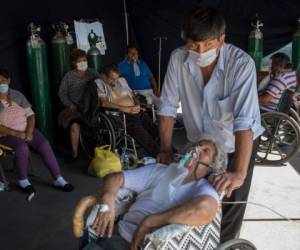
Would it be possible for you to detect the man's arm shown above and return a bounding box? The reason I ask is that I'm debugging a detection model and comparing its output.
[92,172,124,238]
[158,115,175,164]
[100,97,140,114]
[214,130,253,197]
[131,196,218,250]
[149,76,159,96]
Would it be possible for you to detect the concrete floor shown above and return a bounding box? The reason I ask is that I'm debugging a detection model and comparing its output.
[240,160,300,249]
[1,129,300,250]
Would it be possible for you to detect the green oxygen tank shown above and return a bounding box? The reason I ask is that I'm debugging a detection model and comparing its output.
[292,18,300,70]
[87,29,103,73]
[51,22,73,93]
[26,23,53,141]
[248,15,263,71]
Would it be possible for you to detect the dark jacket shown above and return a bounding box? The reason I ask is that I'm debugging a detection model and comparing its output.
[78,79,100,126]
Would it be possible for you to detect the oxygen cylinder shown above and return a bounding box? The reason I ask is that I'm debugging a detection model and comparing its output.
[292,18,300,70]
[51,22,73,91]
[248,15,263,71]
[26,23,53,141]
[87,30,103,73]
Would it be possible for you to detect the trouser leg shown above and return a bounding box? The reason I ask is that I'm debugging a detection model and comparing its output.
[220,138,259,242]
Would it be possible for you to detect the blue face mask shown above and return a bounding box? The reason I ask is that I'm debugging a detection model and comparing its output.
[0,84,9,93]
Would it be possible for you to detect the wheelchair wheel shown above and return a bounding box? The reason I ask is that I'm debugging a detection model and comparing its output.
[216,238,257,250]
[80,113,116,158]
[256,112,300,165]
[288,107,300,125]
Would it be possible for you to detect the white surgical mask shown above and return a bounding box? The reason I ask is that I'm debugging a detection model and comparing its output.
[189,48,217,67]
[76,61,88,71]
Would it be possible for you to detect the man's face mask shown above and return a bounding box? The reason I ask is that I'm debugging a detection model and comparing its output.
[0,83,9,93]
[189,48,218,67]
[76,61,88,71]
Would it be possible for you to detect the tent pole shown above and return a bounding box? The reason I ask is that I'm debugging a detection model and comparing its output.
[123,0,129,45]
[154,36,167,92]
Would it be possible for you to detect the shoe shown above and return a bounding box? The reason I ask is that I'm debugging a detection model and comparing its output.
[64,155,78,164]
[55,183,74,192]
[19,185,36,194]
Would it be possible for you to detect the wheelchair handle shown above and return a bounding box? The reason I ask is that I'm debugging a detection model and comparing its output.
[73,195,97,238]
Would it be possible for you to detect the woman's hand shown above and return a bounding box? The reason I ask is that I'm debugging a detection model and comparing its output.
[91,203,116,238]
[130,216,153,250]
[14,131,26,140]
[25,131,33,142]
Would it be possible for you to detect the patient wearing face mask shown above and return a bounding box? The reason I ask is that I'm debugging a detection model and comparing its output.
[58,48,99,162]
[83,134,227,250]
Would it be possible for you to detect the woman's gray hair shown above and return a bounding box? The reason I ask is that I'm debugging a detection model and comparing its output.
[185,134,228,174]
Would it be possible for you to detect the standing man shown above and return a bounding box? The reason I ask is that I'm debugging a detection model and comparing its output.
[158,7,264,242]
[119,45,160,107]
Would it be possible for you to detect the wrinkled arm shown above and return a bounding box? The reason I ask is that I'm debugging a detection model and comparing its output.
[130,196,218,250]
[97,172,124,205]
[145,196,217,228]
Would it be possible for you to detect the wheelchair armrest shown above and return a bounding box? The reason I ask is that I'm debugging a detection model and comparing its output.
[73,195,98,238]
[0,143,13,151]
[73,189,136,238]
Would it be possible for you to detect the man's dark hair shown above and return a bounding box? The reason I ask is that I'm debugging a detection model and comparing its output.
[0,67,10,79]
[126,44,139,54]
[271,52,291,69]
[182,7,226,42]
[103,63,119,76]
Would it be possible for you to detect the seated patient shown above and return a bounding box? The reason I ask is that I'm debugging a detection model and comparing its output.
[259,52,297,112]
[95,64,159,157]
[87,135,226,250]
[58,48,99,161]
[118,45,160,107]
[0,68,74,193]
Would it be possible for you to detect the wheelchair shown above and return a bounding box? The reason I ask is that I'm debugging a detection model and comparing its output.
[256,89,300,165]
[73,191,257,250]
[79,108,138,169]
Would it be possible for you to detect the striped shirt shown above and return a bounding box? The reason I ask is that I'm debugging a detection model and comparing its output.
[58,68,98,109]
[260,71,297,112]
[158,43,264,153]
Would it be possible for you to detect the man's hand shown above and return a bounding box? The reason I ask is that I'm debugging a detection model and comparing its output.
[130,217,153,250]
[123,105,140,114]
[157,151,174,165]
[91,204,115,238]
[153,89,160,97]
[212,171,246,198]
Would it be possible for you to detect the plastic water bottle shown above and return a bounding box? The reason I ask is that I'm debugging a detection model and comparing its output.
[121,149,129,169]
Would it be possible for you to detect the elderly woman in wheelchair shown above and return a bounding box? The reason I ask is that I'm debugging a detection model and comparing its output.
[73,135,230,250]
[93,63,159,158]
